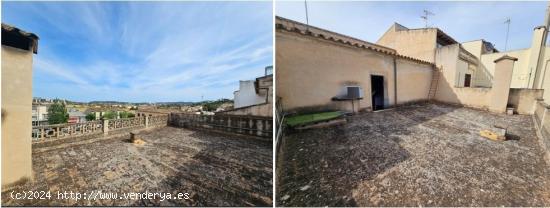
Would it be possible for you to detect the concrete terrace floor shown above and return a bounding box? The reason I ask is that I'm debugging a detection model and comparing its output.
[2,127,272,206]
[277,102,550,207]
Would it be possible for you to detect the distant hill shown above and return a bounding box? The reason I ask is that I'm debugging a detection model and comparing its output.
[37,97,232,106]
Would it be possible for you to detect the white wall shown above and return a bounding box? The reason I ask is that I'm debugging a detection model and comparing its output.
[234,80,265,108]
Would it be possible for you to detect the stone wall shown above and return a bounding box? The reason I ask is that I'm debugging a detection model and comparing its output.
[170,113,272,138]
[218,103,272,117]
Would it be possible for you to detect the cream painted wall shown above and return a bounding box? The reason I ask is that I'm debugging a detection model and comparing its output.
[480,49,531,88]
[456,59,470,87]
[434,44,517,112]
[1,46,33,189]
[396,59,433,104]
[539,47,550,101]
[462,41,483,58]
[377,26,438,63]
[433,44,492,109]
[277,31,433,113]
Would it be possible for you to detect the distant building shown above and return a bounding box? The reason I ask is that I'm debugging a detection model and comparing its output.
[233,66,273,108]
[219,67,273,117]
[2,23,39,189]
[234,80,266,108]
[31,104,49,126]
[68,109,86,123]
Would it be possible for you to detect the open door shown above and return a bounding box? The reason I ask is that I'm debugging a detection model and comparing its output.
[371,75,384,111]
[464,74,471,87]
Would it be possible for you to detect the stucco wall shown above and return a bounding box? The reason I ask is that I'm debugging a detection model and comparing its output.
[439,87,492,109]
[461,40,483,58]
[276,30,433,113]
[480,49,531,88]
[507,88,543,115]
[533,101,550,159]
[377,26,437,63]
[1,46,33,188]
[396,59,433,104]
[433,44,500,110]
[234,80,265,108]
[434,44,461,103]
[537,46,550,101]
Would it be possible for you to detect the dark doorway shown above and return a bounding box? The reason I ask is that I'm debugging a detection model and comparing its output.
[371,75,384,111]
[464,74,471,87]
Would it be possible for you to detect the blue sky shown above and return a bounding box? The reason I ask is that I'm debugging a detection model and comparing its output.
[2,2,272,102]
[277,1,547,51]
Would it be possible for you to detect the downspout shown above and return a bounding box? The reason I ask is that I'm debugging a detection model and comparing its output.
[393,57,398,106]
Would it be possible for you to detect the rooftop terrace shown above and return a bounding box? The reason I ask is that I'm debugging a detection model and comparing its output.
[277,102,550,206]
[3,127,273,206]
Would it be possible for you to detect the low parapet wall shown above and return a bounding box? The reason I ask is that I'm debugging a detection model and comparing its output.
[533,100,550,163]
[31,115,168,147]
[169,113,272,139]
[508,88,543,115]
[217,103,272,117]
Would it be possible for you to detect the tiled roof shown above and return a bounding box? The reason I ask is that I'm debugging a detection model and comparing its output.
[2,23,39,53]
[275,16,435,66]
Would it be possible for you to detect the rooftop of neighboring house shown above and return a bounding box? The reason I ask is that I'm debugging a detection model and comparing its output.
[68,111,86,117]
[275,16,434,66]
[462,39,500,54]
[386,22,458,46]
[1,23,39,53]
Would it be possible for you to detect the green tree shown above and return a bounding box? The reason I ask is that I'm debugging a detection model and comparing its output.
[47,100,69,124]
[101,111,117,120]
[119,111,135,118]
[85,113,96,121]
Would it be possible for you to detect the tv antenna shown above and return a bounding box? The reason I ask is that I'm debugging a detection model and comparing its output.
[304,0,310,27]
[421,10,435,28]
[504,17,511,51]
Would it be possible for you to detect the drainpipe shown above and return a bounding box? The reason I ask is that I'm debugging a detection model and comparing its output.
[393,57,398,106]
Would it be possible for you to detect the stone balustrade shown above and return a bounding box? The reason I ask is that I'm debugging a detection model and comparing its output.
[32,120,103,142]
[169,113,272,138]
[32,115,168,143]
[31,113,270,144]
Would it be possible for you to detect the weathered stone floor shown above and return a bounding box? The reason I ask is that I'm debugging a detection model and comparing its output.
[277,102,550,207]
[3,127,272,206]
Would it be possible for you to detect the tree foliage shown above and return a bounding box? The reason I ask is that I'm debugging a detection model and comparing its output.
[200,99,233,112]
[119,111,135,118]
[85,113,96,121]
[47,100,69,124]
[101,111,117,120]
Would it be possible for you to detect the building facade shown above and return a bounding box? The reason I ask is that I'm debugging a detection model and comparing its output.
[276,17,434,114]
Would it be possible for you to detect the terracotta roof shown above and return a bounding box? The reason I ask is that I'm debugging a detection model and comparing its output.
[1,23,39,54]
[275,16,434,66]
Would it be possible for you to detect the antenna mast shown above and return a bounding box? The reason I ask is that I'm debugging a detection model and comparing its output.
[304,0,309,26]
[504,17,511,51]
[421,10,435,28]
